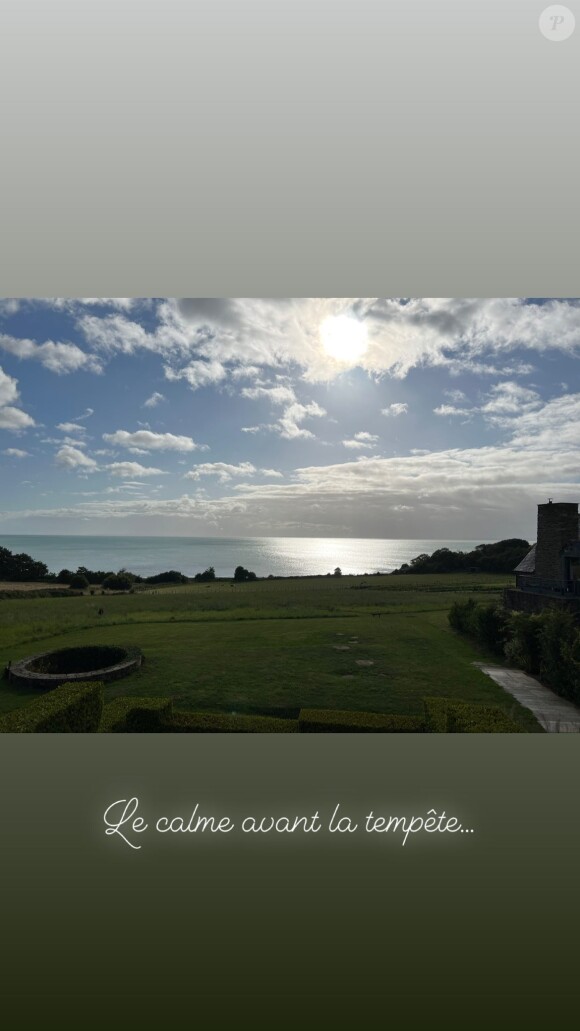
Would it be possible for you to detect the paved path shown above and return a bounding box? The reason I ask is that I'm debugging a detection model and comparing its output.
[473,663,580,733]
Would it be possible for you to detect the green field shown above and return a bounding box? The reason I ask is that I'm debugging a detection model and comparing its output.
[0,573,541,730]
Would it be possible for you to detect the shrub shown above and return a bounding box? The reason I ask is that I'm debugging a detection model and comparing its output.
[100,696,172,732]
[102,573,133,591]
[56,568,75,585]
[194,567,216,583]
[446,700,525,733]
[448,598,477,635]
[504,611,543,674]
[298,708,425,732]
[69,573,89,590]
[470,603,508,655]
[0,681,103,733]
[146,570,188,584]
[164,711,298,733]
[423,697,450,733]
[423,696,525,733]
[537,609,579,702]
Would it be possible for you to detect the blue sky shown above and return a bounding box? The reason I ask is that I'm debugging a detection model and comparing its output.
[0,297,579,540]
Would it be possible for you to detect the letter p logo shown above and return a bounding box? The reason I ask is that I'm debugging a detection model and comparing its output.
[539,6,576,41]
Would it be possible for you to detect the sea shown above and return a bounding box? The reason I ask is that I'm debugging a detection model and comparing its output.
[0,535,494,579]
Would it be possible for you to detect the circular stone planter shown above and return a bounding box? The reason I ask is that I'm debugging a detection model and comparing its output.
[7,645,143,688]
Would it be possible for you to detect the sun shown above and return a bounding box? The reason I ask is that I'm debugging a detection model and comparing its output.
[320,314,368,363]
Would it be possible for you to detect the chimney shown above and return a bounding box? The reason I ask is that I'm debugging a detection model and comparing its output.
[535,501,579,579]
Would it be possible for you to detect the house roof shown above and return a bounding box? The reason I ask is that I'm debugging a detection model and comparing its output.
[515,544,536,574]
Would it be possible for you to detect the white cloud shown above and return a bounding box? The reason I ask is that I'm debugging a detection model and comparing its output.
[5,298,580,388]
[55,445,98,471]
[165,360,227,390]
[0,367,35,431]
[382,403,408,417]
[433,404,472,417]
[57,421,86,433]
[0,367,19,406]
[0,407,34,433]
[184,461,258,483]
[107,462,166,478]
[241,384,326,439]
[343,431,380,450]
[0,334,101,374]
[241,385,297,406]
[102,429,208,452]
[143,392,166,408]
[3,448,29,458]
[277,401,326,439]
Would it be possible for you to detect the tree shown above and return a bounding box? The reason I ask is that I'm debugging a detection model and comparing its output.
[102,573,133,591]
[333,567,342,577]
[0,546,48,582]
[69,573,89,590]
[234,565,257,582]
[147,570,188,584]
[194,567,216,583]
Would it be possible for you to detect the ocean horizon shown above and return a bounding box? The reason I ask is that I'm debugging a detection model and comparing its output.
[0,534,497,579]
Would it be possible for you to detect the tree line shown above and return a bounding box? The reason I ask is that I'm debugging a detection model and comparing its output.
[391,539,531,575]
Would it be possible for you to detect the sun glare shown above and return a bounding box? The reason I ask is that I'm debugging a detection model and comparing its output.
[320,315,368,363]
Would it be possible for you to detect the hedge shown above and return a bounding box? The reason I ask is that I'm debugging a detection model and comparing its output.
[99,699,297,732]
[163,711,298,733]
[423,697,451,733]
[298,708,425,733]
[0,681,103,733]
[423,696,524,733]
[100,697,172,732]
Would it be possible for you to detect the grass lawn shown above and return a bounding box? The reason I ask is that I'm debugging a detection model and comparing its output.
[0,572,541,730]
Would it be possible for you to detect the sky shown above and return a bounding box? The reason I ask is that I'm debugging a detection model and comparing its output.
[0,297,579,541]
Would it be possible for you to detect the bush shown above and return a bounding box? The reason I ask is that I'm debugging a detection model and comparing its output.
[163,711,298,733]
[194,567,216,583]
[470,603,508,654]
[234,566,257,582]
[423,697,451,733]
[537,609,580,702]
[69,573,89,590]
[146,570,188,584]
[448,598,477,635]
[100,696,172,732]
[56,568,75,585]
[423,697,525,733]
[102,574,133,591]
[446,700,525,733]
[504,612,543,674]
[448,600,507,656]
[0,681,103,733]
[298,708,425,732]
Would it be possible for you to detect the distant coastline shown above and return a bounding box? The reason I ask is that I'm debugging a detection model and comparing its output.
[0,534,496,580]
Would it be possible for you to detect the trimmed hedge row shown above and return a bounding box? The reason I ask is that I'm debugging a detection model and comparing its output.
[99,696,172,732]
[0,685,527,734]
[298,708,425,733]
[423,696,524,733]
[164,711,298,733]
[0,681,103,733]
